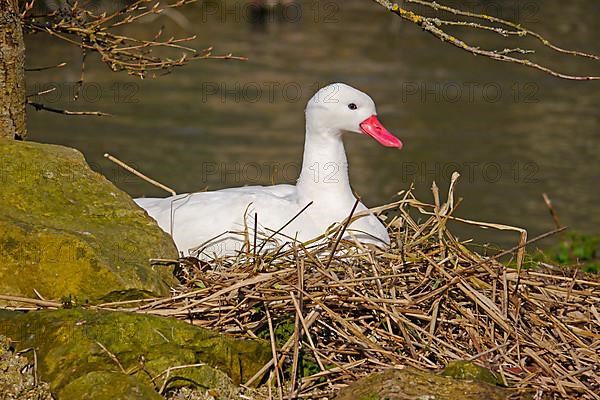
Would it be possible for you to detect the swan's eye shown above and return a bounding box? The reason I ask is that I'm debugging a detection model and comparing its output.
[348,103,358,110]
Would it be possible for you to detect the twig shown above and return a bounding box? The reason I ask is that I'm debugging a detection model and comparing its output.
[325,199,360,269]
[542,193,563,230]
[154,363,207,394]
[371,0,600,81]
[257,201,314,254]
[470,226,567,271]
[25,62,67,71]
[253,213,258,266]
[104,153,176,196]
[23,1,245,78]
[27,100,110,117]
[265,305,284,400]
[96,341,126,373]
[26,87,57,98]
[0,294,61,308]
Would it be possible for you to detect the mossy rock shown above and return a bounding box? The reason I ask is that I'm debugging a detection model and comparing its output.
[0,139,178,302]
[0,309,271,399]
[442,360,501,385]
[59,372,162,400]
[335,367,514,400]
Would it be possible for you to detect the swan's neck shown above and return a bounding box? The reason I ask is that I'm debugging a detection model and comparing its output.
[296,120,353,202]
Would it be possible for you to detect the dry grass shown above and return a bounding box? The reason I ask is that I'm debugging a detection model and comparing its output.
[118,175,600,399]
[4,175,599,399]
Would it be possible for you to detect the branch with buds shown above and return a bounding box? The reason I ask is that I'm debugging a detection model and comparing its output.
[21,0,245,79]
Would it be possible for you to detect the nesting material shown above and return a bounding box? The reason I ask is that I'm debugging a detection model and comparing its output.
[127,177,599,399]
[4,176,598,399]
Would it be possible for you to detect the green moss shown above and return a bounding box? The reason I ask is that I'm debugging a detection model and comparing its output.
[0,139,178,302]
[335,367,515,400]
[0,309,271,398]
[257,316,295,346]
[301,353,321,379]
[442,360,501,386]
[59,372,162,400]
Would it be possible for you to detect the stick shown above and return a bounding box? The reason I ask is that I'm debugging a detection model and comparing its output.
[104,153,176,196]
[25,62,67,71]
[253,213,258,266]
[0,294,61,308]
[258,201,314,253]
[245,311,320,387]
[468,226,567,271]
[27,100,110,116]
[325,199,360,269]
[265,305,284,400]
[542,193,563,230]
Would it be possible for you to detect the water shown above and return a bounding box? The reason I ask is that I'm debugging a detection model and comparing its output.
[25,0,600,248]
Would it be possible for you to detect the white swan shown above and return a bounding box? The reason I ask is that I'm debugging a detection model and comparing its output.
[135,83,402,258]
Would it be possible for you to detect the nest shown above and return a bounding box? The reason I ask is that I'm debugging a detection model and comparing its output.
[121,175,600,399]
[6,174,595,399]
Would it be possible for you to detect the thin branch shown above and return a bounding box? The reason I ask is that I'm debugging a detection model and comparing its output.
[26,87,57,98]
[405,0,600,61]
[25,62,67,72]
[371,0,600,80]
[104,153,177,196]
[325,199,361,269]
[27,100,111,116]
[430,19,526,37]
[22,0,245,78]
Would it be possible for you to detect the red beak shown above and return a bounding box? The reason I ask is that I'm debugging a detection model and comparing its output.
[359,115,403,149]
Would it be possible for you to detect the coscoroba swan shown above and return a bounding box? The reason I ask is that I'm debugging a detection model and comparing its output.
[135,83,402,258]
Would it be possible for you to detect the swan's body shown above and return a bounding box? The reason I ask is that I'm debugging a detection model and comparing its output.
[135,184,388,257]
[136,83,402,258]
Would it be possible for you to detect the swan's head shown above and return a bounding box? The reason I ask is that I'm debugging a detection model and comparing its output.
[305,83,402,149]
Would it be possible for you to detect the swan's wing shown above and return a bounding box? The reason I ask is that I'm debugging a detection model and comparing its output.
[135,184,302,255]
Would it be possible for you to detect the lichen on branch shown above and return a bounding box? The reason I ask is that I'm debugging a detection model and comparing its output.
[371,0,600,81]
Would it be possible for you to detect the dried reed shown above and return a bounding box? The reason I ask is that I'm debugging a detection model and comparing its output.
[126,176,600,398]
[4,175,599,399]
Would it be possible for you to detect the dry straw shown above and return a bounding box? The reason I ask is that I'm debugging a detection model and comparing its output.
[3,173,599,399]
[135,173,600,398]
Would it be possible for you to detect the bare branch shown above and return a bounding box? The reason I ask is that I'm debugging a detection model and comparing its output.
[405,0,600,61]
[25,62,67,72]
[371,0,600,81]
[26,87,57,98]
[22,0,245,79]
[27,100,111,117]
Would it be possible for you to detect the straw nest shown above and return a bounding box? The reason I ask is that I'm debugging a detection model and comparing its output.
[119,173,599,399]
[6,174,597,399]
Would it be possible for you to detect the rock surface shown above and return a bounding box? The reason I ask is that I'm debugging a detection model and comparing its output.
[0,309,270,399]
[335,367,513,400]
[0,139,178,302]
[59,372,163,400]
[442,360,502,385]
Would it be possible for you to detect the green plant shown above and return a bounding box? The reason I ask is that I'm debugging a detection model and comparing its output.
[534,232,600,273]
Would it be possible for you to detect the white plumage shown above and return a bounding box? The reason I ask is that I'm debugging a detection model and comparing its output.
[135,83,402,258]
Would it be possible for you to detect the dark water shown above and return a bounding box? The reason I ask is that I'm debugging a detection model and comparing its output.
[25,0,600,248]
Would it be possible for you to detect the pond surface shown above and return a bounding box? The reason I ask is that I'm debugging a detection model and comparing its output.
[26,0,600,249]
